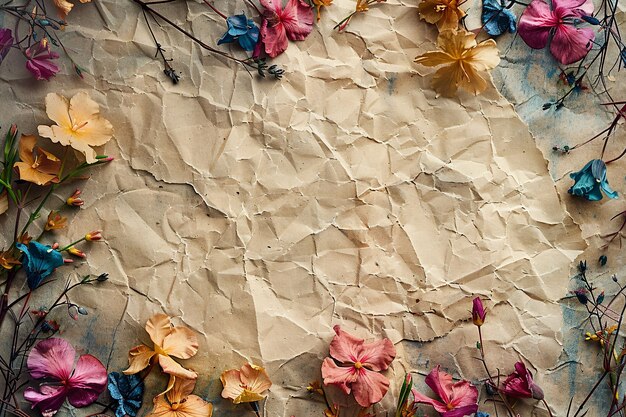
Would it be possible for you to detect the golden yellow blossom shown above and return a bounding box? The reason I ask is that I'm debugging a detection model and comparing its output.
[148,377,212,417]
[38,92,113,164]
[415,30,500,97]
[221,363,272,404]
[418,0,466,31]
[13,135,61,186]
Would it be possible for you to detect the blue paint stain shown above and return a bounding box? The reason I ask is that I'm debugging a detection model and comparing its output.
[387,73,397,95]
[561,303,580,398]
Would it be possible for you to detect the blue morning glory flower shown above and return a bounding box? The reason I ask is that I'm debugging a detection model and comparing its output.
[481,0,516,36]
[568,159,618,201]
[108,372,144,417]
[16,241,64,290]
[218,13,260,52]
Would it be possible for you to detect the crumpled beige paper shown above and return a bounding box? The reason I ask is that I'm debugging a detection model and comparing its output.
[0,0,587,415]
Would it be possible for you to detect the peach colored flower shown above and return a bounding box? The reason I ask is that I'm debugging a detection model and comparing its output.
[123,314,199,383]
[418,0,466,31]
[53,0,92,19]
[148,377,212,417]
[221,363,272,404]
[38,92,113,164]
[13,135,61,186]
[415,30,500,97]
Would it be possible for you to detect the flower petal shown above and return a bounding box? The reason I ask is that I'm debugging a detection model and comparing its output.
[162,326,199,359]
[24,385,68,415]
[424,365,453,406]
[261,20,289,58]
[281,0,314,41]
[328,325,364,364]
[442,404,479,417]
[260,0,283,15]
[158,354,198,379]
[166,376,196,405]
[549,25,594,65]
[430,62,465,97]
[518,0,556,49]
[415,51,456,67]
[411,388,449,413]
[221,369,245,401]
[321,357,357,393]
[123,344,156,375]
[553,0,593,16]
[178,395,213,417]
[27,338,76,381]
[350,368,391,408]
[240,364,272,394]
[66,354,108,408]
[18,134,36,165]
[44,93,71,130]
[463,39,500,71]
[360,338,396,371]
[146,314,173,347]
[449,380,479,408]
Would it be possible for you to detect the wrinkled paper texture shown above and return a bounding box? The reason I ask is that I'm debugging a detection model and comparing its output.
[0,0,595,415]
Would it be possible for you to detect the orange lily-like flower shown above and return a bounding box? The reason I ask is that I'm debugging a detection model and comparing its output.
[313,0,333,21]
[38,92,114,164]
[53,0,92,19]
[45,211,67,231]
[221,363,272,404]
[66,189,84,206]
[85,231,102,241]
[415,30,500,97]
[123,314,199,384]
[13,135,61,186]
[417,0,466,31]
[147,377,212,417]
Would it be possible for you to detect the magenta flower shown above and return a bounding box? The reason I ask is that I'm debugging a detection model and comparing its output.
[501,361,544,400]
[518,0,594,65]
[24,338,107,416]
[0,28,13,64]
[321,325,396,408]
[255,0,314,58]
[25,39,60,81]
[412,366,479,417]
[472,297,486,327]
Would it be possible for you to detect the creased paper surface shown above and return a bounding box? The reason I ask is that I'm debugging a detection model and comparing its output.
[0,0,587,415]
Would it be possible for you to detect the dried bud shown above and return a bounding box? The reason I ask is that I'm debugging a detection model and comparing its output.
[573,289,588,305]
[66,189,84,206]
[85,231,102,241]
[578,260,587,273]
[45,211,67,231]
[96,273,109,282]
[41,320,59,333]
[67,246,86,258]
[78,306,88,315]
[472,297,486,326]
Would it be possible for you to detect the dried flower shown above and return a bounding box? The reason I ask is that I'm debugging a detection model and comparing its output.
[16,241,64,289]
[24,338,107,416]
[68,246,86,258]
[481,0,516,36]
[500,361,544,400]
[568,160,618,201]
[85,230,102,241]
[0,28,13,65]
[25,39,60,81]
[321,325,396,408]
[518,0,594,64]
[38,92,114,164]
[313,0,333,21]
[415,30,500,97]
[255,0,314,58]
[67,189,84,206]
[45,211,67,231]
[572,288,588,304]
[124,314,199,385]
[585,325,617,346]
[148,377,212,417]
[14,135,61,186]
[221,363,272,404]
[108,372,145,417]
[218,14,260,51]
[0,249,20,270]
[412,365,479,417]
[418,0,466,31]
[53,0,92,19]
[472,297,486,326]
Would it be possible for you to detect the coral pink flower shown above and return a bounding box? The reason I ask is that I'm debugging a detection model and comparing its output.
[518,0,594,65]
[501,361,544,400]
[25,39,60,81]
[412,366,478,417]
[255,0,314,58]
[321,325,396,408]
[24,338,107,417]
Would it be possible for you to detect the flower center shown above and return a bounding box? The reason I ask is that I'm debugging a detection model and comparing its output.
[446,402,454,410]
[435,4,447,11]
[71,121,88,132]
[354,361,363,369]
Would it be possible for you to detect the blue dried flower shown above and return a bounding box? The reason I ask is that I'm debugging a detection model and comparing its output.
[108,372,144,417]
[218,14,260,52]
[481,0,516,36]
[476,412,490,417]
[16,241,64,290]
[568,159,618,201]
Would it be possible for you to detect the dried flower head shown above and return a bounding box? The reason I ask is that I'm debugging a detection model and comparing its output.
[45,211,67,231]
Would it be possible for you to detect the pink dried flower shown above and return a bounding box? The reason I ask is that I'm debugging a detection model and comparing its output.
[472,297,486,326]
[254,0,314,58]
[67,189,84,206]
[321,325,396,408]
[518,0,594,65]
[24,338,107,416]
[25,39,60,81]
[501,361,544,400]
[412,366,478,417]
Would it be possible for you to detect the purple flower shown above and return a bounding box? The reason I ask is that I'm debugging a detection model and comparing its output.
[501,361,544,400]
[0,28,13,64]
[472,297,486,326]
[25,39,60,81]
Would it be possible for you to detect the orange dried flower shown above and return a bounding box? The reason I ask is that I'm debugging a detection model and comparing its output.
[85,231,102,241]
[0,250,20,270]
[45,211,67,231]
